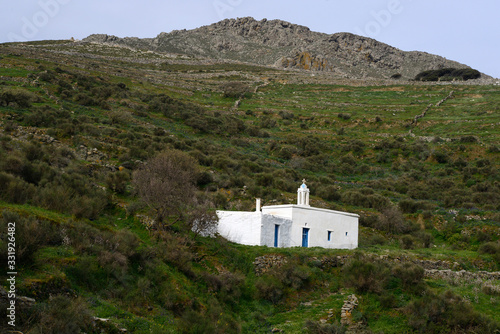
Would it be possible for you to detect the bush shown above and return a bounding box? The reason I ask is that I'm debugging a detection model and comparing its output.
[414,231,434,248]
[337,113,351,120]
[73,93,98,106]
[255,276,284,304]
[30,295,93,334]
[0,88,39,108]
[342,191,391,211]
[407,290,499,333]
[432,150,449,164]
[460,135,478,143]
[105,170,130,194]
[478,242,500,258]
[316,185,341,202]
[415,68,481,81]
[343,257,390,294]
[392,263,424,289]
[360,233,387,246]
[398,198,419,213]
[0,211,61,264]
[305,320,346,334]
[221,82,252,98]
[378,206,415,234]
[400,235,415,249]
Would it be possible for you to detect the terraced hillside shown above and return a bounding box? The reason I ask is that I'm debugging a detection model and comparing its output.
[0,40,499,334]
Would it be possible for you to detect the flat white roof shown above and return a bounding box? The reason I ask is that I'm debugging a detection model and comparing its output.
[261,204,360,218]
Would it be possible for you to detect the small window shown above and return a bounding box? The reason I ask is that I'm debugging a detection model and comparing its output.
[328,231,332,241]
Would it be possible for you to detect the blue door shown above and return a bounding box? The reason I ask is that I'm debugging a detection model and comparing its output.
[274,225,279,247]
[302,228,309,247]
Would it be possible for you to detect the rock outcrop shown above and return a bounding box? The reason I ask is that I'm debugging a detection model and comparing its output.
[83,17,485,80]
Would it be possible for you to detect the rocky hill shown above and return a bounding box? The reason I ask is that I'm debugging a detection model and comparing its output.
[83,17,479,80]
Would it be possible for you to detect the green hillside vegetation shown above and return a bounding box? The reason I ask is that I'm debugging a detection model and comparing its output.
[0,41,499,334]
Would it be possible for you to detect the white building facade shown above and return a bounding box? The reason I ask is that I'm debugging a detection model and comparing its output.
[217,181,359,249]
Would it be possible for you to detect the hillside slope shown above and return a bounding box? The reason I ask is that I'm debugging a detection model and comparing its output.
[0,39,499,334]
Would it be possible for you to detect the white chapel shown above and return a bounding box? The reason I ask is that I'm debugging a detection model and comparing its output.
[217,181,359,249]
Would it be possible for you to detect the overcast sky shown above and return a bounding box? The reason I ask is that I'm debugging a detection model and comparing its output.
[1,0,499,78]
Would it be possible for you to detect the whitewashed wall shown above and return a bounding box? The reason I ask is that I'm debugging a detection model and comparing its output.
[260,215,293,247]
[216,211,262,246]
[263,205,359,249]
[218,205,359,249]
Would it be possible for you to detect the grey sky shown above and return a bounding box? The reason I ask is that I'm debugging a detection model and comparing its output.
[1,0,499,78]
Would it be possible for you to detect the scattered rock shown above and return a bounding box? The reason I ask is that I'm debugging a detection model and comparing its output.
[0,286,36,309]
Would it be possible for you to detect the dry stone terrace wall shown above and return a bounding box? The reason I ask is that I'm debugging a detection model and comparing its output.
[253,254,500,282]
[253,254,288,276]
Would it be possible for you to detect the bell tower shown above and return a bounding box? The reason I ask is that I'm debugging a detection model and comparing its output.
[297,179,310,206]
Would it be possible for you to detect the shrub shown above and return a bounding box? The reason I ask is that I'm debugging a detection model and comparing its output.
[478,242,500,255]
[415,68,481,81]
[399,199,435,214]
[432,150,449,164]
[337,113,351,120]
[202,271,244,305]
[260,116,277,129]
[178,302,242,334]
[0,173,36,204]
[342,191,390,211]
[221,82,252,98]
[31,295,93,334]
[399,198,419,213]
[255,276,284,304]
[378,205,415,234]
[460,135,478,143]
[275,263,312,290]
[316,185,341,202]
[343,257,390,294]
[105,170,130,194]
[342,139,365,153]
[73,93,98,106]
[305,320,346,334]
[392,263,424,289]
[400,235,415,249]
[0,88,39,108]
[414,231,434,248]
[406,290,499,333]
[98,250,128,279]
[0,211,61,264]
[360,233,387,246]
[66,256,107,291]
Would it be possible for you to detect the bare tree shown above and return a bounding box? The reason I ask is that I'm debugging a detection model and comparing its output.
[187,198,219,238]
[132,149,197,229]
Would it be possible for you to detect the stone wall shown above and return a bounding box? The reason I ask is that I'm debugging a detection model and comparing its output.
[253,254,288,276]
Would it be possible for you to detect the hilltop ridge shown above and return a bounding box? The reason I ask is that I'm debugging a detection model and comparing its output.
[83,17,486,80]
